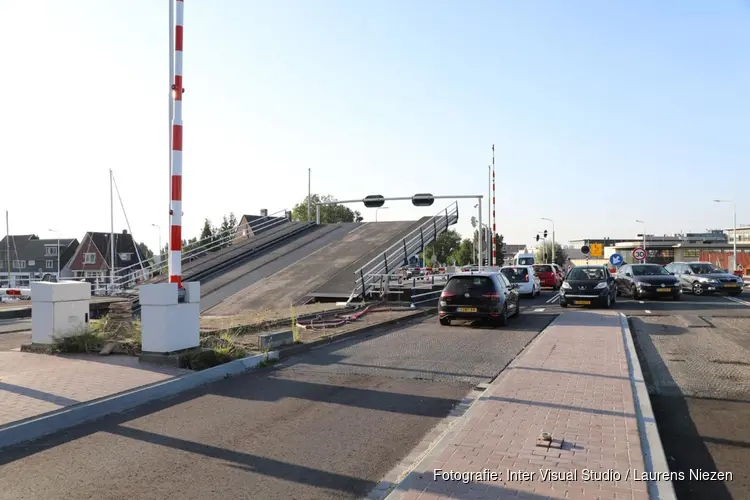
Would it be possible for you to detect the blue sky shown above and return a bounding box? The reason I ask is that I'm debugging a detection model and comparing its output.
[1,0,748,255]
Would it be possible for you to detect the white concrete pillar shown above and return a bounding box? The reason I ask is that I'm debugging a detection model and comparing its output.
[31,281,92,345]
[139,282,200,353]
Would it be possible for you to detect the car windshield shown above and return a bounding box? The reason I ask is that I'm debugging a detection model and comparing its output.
[534,265,553,273]
[689,263,723,274]
[445,276,494,294]
[567,268,605,281]
[518,257,534,266]
[631,265,670,276]
[501,267,529,282]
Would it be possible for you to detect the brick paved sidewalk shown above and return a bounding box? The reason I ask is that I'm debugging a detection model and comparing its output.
[385,311,655,500]
[0,351,188,427]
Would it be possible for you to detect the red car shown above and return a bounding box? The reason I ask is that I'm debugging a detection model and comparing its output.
[533,264,561,289]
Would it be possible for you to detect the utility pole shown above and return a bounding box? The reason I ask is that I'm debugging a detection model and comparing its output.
[5,211,10,287]
[110,169,116,289]
[307,168,312,221]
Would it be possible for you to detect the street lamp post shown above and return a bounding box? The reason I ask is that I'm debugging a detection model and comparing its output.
[635,220,646,263]
[541,217,555,264]
[48,229,59,279]
[375,206,389,222]
[151,223,162,270]
[714,199,737,271]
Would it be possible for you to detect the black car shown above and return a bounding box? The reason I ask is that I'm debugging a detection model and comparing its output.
[438,272,521,326]
[559,265,617,308]
[615,264,681,300]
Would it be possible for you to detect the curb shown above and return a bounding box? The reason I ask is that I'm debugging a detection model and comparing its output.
[0,350,279,452]
[277,308,436,360]
[619,312,677,500]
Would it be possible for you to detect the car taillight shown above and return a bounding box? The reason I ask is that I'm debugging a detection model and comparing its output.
[482,292,500,300]
[440,291,454,298]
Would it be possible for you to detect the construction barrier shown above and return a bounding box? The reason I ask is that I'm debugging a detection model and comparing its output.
[0,288,31,297]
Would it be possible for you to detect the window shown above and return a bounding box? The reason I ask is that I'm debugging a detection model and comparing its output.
[445,276,495,294]
[534,265,553,273]
[499,274,511,289]
[568,267,605,280]
[46,260,54,268]
[683,249,700,258]
[11,260,26,269]
[28,260,35,267]
[689,263,723,274]
[84,253,96,264]
[119,252,132,262]
[45,246,58,256]
[501,267,530,283]
[631,265,670,276]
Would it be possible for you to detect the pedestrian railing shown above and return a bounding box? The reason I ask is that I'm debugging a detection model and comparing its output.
[347,201,459,302]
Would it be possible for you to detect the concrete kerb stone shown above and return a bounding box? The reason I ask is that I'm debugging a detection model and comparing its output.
[277,307,437,360]
[0,350,279,452]
[374,312,564,500]
[619,312,678,500]
[0,307,31,320]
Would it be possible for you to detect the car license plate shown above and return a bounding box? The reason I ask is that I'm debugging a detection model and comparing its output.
[573,300,591,305]
[724,284,737,288]
[656,288,671,292]
[457,307,477,312]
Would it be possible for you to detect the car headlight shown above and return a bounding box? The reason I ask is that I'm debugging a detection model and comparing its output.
[638,282,651,287]
[595,282,607,289]
[562,282,572,289]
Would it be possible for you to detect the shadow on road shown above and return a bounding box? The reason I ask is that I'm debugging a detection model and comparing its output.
[629,316,736,500]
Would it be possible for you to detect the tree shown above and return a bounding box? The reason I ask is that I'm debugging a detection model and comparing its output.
[452,239,474,266]
[228,212,238,229]
[136,242,154,262]
[199,218,217,251]
[425,230,462,265]
[534,241,568,267]
[291,194,362,224]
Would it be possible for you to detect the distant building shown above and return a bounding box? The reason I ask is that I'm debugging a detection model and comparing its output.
[233,209,290,244]
[65,229,145,286]
[0,234,78,287]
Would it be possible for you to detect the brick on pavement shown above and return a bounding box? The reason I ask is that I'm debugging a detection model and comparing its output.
[388,311,652,500]
[0,351,189,426]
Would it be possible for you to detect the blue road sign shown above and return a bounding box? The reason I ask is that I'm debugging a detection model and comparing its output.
[609,253,624,266]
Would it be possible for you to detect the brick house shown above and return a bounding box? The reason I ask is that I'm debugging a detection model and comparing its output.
[65,229,145,286]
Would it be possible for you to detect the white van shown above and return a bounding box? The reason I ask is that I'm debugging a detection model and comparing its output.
[513,252,535,267]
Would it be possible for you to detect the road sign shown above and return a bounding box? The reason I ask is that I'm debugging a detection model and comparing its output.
[632,247,646,261]
[609,253,624,266]
[581,245,590,256]
[590,243,603,258]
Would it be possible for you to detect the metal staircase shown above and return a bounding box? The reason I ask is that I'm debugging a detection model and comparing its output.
[347,201,459,302]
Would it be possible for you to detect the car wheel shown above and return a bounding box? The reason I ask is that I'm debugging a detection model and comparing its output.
[616,287,622,297]
[496,305,508,327]
[439,317,451,326]
[631,285,639,299]
[729,291,742,297]
[692,282,704,296]
[611,291,617,304]
[603,293,612,308]
[560,301,568,308]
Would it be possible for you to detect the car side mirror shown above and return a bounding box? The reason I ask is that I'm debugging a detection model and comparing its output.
[669,272,675,275]
[509,283,517,289]
[684,270,691,275]
[607,276,614,282]
[625,272,632,277]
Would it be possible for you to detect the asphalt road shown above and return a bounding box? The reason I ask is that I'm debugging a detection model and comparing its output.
[0,291,557,500]
[627,292,750,500]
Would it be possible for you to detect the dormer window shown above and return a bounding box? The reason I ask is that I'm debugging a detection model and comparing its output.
[45,246,58,256]
[119,252,132,262]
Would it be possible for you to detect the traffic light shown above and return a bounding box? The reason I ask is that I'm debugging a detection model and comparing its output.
[363,195,385,208]
[411,193,435,207]
[535,234,540,241]
[543,230,548,238]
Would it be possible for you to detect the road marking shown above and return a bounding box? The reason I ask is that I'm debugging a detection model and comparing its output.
[639,301,645,304]
[725,296,750,307]
[545,293,560,304]
[644,310,651,314]
[533,308,545,312]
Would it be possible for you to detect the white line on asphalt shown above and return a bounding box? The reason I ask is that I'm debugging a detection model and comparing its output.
[644,310,651,314]
[639,301,645,304]
[545,293,560,304]
[725,296,750,307]
[533,308,545,312]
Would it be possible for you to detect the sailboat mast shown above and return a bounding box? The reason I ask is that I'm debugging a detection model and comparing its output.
[5,210,9,287]
[110,169,115,288]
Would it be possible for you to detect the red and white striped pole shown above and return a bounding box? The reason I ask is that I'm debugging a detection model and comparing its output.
[169,0,184,287]
[491,144,496,266]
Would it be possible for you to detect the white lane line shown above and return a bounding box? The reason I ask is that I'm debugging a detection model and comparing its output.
[533,308,545,312]
[725,295,750,306]
[545,293,560,304]
[639,301,645,304]
[645,310,652,314]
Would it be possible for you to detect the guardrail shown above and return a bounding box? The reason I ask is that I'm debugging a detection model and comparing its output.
[348,201,459,302]
[410,289,443,307]
[111,209,291,288]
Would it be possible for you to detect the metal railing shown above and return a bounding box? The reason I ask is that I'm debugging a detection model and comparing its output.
[109,209,291,288]
[410,289,443,307]
[348,201,459,302]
